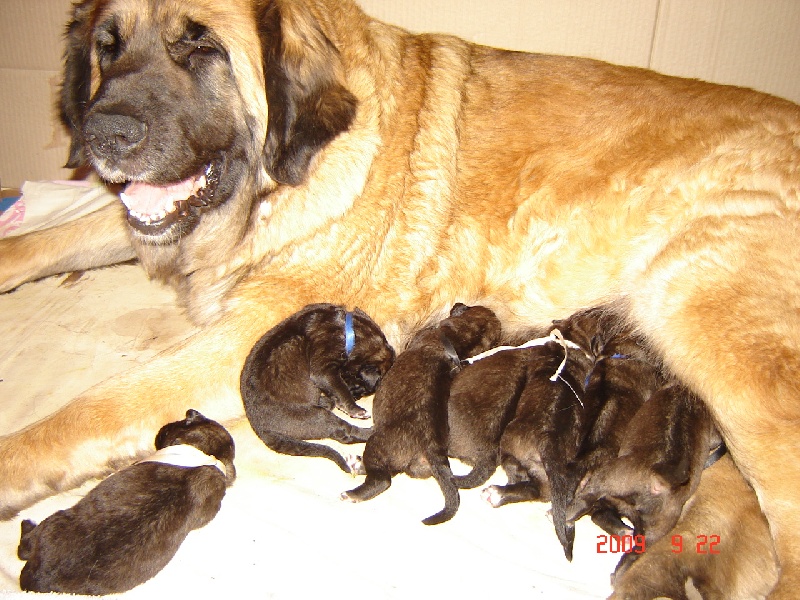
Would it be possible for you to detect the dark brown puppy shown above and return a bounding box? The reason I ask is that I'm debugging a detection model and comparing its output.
[17,410,234,595]
[447,307,607,490]
[241,303,395,472]
[342,303,501,525]
[562,318,665,543]
[568,382,722,577]
[447,348,531,489]
[479,313,598,560]
[609,454,778,600]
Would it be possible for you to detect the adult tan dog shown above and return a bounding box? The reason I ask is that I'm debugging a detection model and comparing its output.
[0,0,797,595]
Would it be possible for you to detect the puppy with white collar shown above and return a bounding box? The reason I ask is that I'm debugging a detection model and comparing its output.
[17,409,234,595]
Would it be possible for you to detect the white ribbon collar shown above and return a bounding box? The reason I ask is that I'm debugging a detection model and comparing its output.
[136,444,227,477]
[464,328,589,406]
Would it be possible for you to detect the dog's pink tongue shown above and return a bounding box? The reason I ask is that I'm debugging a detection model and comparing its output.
[121,177,201,217]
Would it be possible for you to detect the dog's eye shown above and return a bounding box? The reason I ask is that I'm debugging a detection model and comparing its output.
[190,41,222,59]
[95,22,123,68]
[172,20,226,69]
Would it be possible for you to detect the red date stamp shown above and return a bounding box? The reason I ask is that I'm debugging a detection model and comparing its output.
[596,534,646,554]
[596,534,721,554]
[671,534,721,554]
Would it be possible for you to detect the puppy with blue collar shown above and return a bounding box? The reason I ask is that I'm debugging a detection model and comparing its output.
[17,409,235,595]
[240,303,395,473]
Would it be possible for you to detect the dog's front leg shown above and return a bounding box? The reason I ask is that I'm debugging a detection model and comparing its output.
[0,202,135,293]
[0,287,312,519]
[311,368,369,419]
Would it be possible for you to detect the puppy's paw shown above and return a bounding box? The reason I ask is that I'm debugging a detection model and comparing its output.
[340,491,358,503]
[346,454,365,476]
[349,406,371,420]
[481,485,505,508]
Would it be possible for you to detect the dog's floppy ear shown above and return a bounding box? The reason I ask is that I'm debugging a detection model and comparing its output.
[59,3,94,169]
[257,1,358,186]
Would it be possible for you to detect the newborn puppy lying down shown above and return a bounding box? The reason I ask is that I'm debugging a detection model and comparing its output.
[447,307,607,491]
[609,454,778,600]
[562,314,665,544]
[240,303,395,472]
[17,410,235,595]
[568,382,723,578]
[479,321,596,560]
[342,303,501,525]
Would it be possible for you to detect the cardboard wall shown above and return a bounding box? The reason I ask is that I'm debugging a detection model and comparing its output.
[1,0,799,188]
[0,0,75,189]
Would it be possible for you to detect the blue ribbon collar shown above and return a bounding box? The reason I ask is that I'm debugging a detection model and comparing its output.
[344,311,355,356]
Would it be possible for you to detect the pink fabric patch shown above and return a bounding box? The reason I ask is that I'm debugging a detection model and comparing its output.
[0,199,25,238]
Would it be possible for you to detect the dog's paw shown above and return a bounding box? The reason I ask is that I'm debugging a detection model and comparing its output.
[349,406,371,420]
[481,485,505,508]
[340,491,358,503]
[346,454,365,476]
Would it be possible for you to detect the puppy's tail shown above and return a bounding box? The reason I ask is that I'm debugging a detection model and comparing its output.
[453,458,496,489]
[543,449,577,561]
[423,457,460,526]
[255,429,352,473]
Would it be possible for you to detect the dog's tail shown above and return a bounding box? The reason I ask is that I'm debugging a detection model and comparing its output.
[453,457,496,489]
[423,457,460,526]
[254,429,352,473]
[544,458,576,561]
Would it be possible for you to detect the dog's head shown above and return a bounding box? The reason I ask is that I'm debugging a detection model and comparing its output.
[339,307,396,398]
[155,409,237,484]
[61,0,357,244]
[438,303,503,359]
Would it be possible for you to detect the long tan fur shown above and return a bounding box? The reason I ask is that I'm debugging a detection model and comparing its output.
[0,1,798,596]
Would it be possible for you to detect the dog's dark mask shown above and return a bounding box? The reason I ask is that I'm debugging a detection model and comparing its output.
[60,1,356,244]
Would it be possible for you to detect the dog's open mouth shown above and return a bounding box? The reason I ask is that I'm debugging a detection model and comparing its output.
[120,162,220,235]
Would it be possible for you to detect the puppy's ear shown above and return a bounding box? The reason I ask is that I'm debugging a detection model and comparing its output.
[59,3,93,169]
[17,520,38,560]
[652,460,690,493]
[450,303,470,317]
[185,409,205,423]
[589,334,604,358]
[257,2,357,185]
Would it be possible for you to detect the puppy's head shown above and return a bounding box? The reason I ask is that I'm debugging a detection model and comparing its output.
[568,456,682,536]
[439,303,502,359]
[155,409,236,484]
[340,308,395,398]
[552,306,608,356]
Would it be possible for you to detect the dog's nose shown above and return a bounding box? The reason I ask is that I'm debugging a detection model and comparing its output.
[84,112,147,158]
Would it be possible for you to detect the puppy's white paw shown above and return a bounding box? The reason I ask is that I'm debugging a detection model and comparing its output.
[481,485,504,507]
[345,454,365,476]
[351,407,371,420]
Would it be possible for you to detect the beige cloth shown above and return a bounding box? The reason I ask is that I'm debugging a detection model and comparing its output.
[3,181,117,239]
